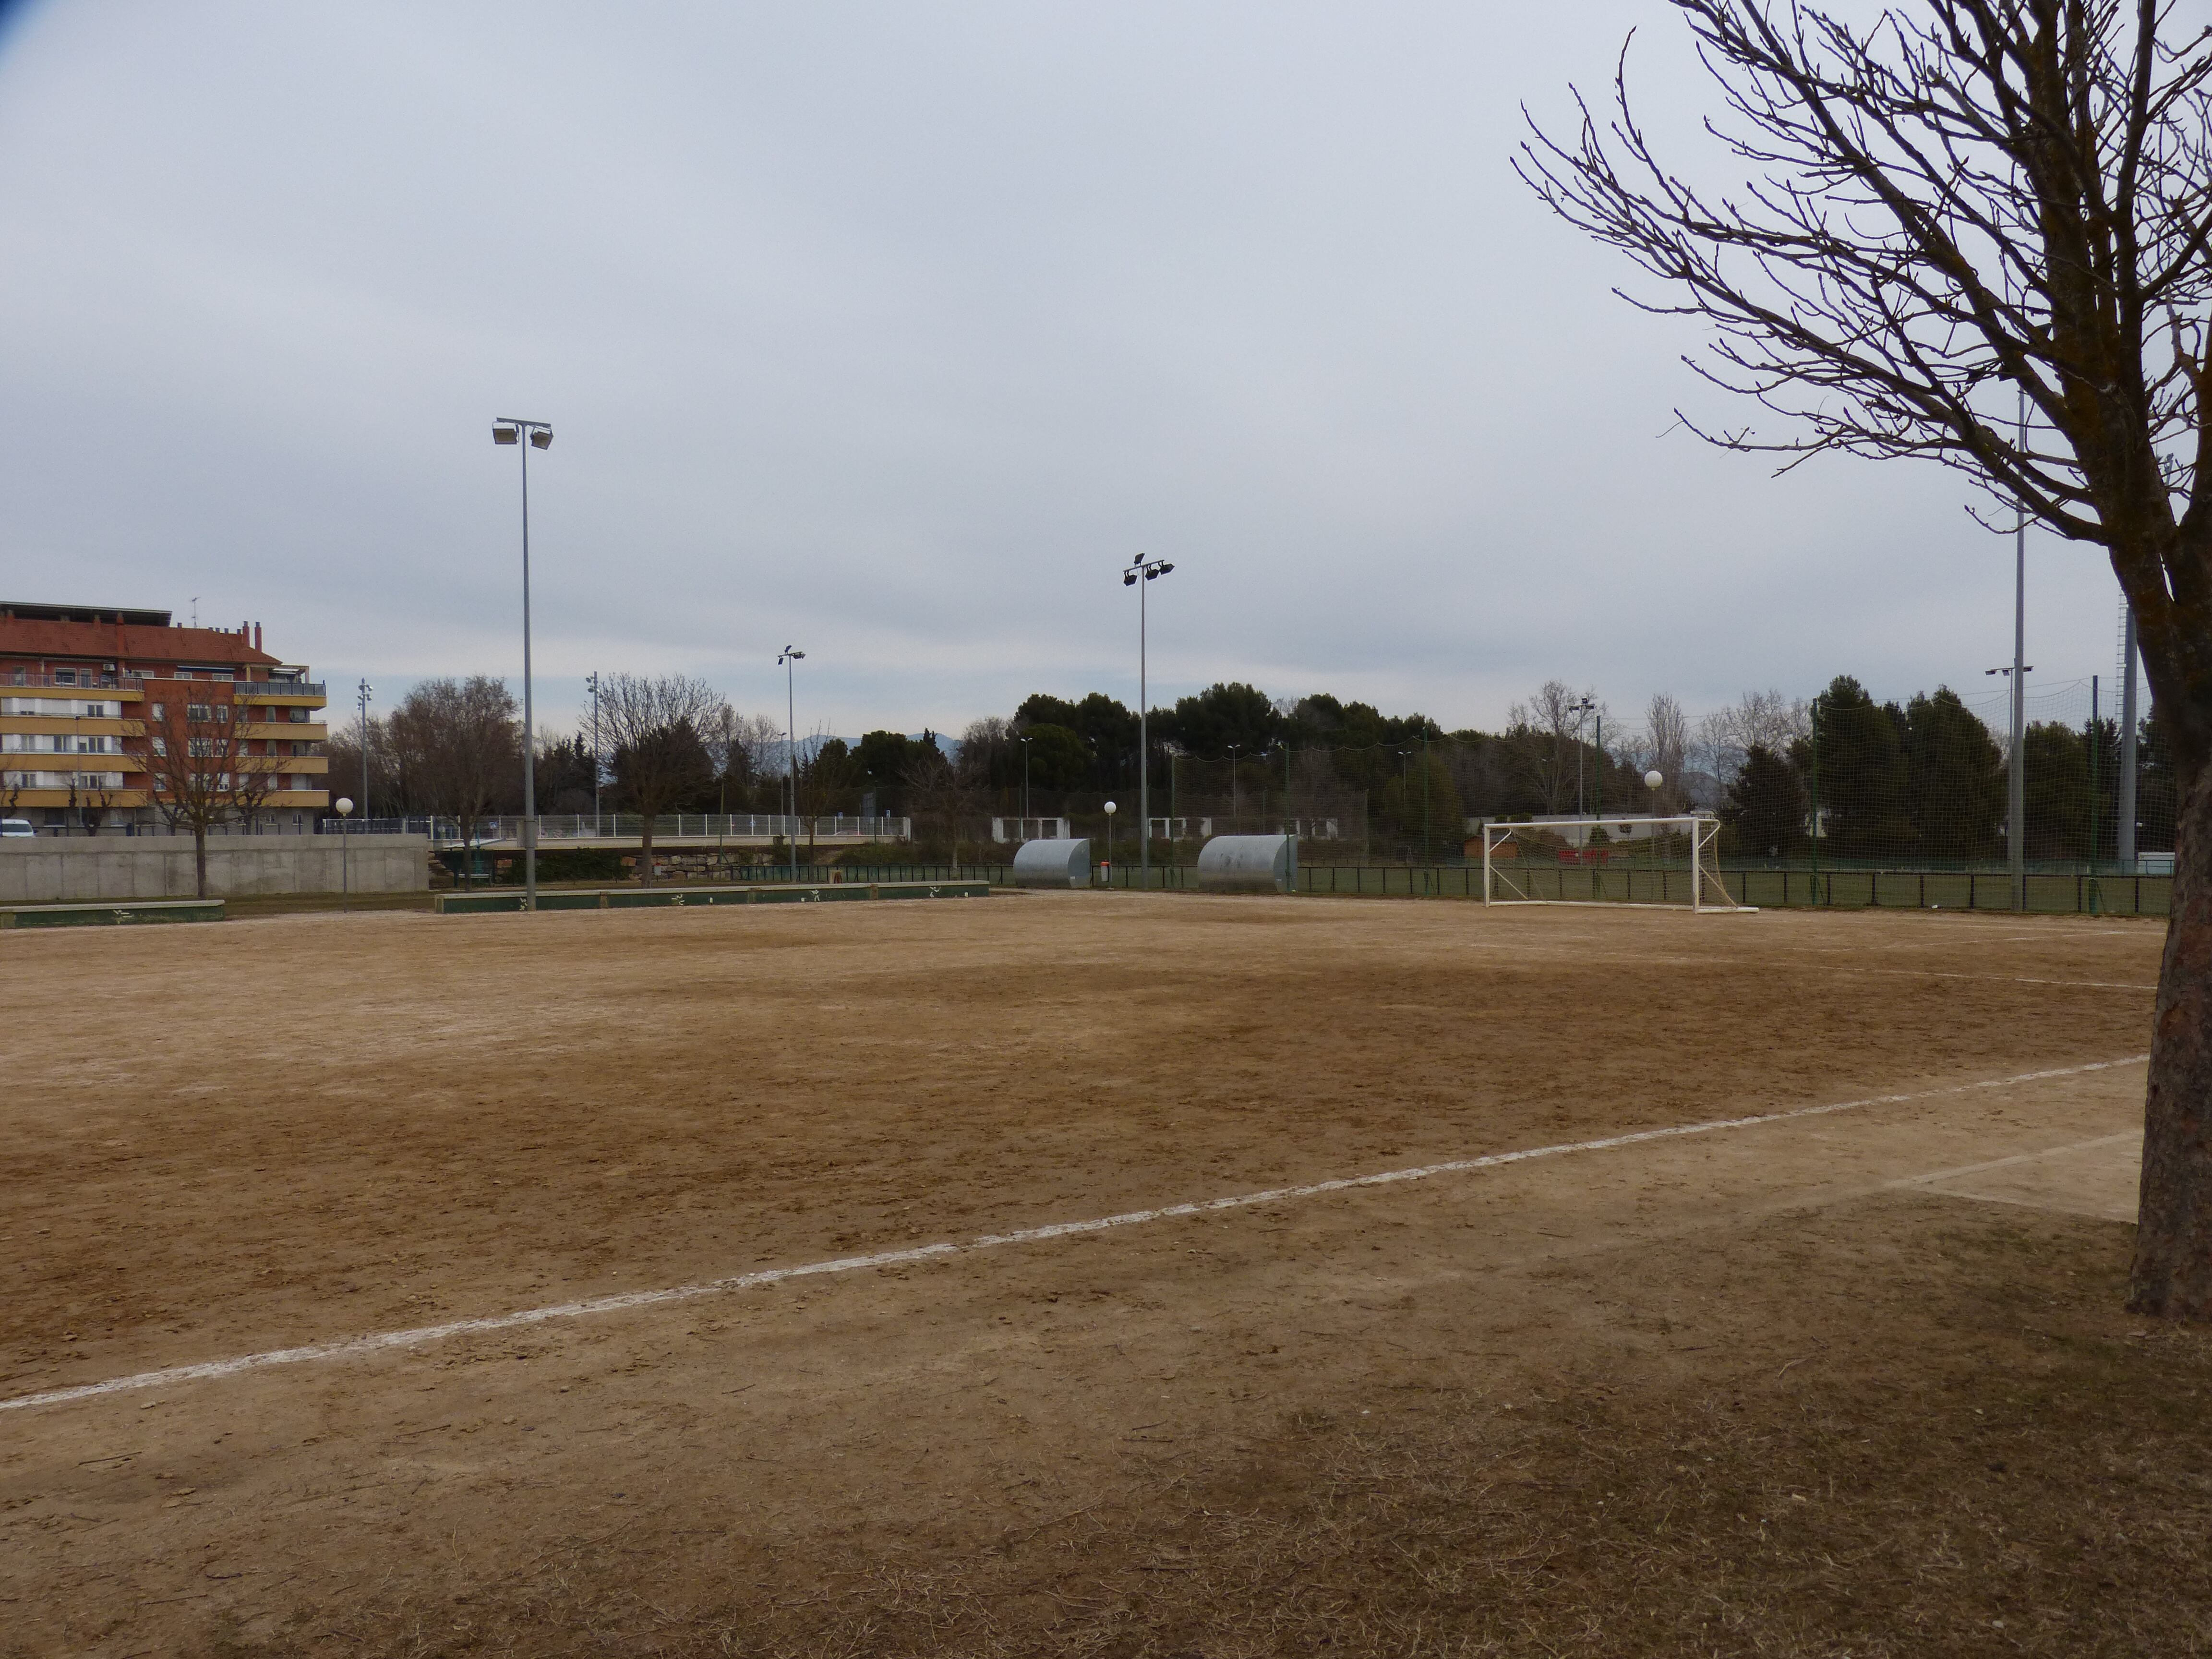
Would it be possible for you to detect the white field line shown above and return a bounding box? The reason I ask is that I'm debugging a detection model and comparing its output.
[1845,968,2158,992]
[1442,946,2160,992]
[1892,1130,2140,1190]
[0,1054,2147,1417]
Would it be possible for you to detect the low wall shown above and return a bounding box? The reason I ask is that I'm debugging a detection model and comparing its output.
[0,835,428,902]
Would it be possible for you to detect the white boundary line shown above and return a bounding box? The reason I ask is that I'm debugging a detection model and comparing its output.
[0,1055,2146,1416]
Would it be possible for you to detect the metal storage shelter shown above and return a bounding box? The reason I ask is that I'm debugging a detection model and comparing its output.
[1011,837,1093,889]
[1196,834,1297,894]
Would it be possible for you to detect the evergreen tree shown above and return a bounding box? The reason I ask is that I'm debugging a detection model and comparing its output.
[1902,687,2003,862]
[1809,676,1913,860]
[1721,744,1807,858]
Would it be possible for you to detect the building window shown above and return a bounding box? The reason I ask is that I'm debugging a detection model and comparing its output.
[186,704,213,721]
[54,669,75,685]
[150,702,164,720]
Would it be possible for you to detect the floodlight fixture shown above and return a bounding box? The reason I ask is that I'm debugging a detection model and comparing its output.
[530,427,553,449]
[493,424,519,445]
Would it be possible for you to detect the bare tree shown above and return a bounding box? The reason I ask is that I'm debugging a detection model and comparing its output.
[387,678,520,874]
[599,673,725,885]
[1522,2,2212,1314]
[1620,692,1692,812]
[228,720,283,832]
[324,713,401,819]
[1507,680,1600,813]
[1695,689,1812,791]
[701,707,782,813]
[137,688,250,897]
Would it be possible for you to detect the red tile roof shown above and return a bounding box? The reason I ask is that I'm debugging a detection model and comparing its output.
[0,617,281,668]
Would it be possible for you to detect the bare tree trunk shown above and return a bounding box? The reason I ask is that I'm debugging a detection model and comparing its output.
[2133,756,2212,1314]
[194,823,208,900]
[638,817,655,887]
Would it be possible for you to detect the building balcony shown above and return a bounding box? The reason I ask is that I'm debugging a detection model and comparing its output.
[232,681,326,702]
[0,671,144,693]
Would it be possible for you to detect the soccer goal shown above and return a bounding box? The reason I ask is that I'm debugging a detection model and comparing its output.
[1480,816,1755,912]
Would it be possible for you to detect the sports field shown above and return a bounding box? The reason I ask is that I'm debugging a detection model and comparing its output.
[1,892,2200,1656]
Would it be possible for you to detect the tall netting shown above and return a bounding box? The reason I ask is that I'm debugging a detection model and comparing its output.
[1125,677,2165,874]
[972,662,2170,911]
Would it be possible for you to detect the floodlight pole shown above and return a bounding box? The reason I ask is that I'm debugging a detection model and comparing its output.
[780,647,805,874]
[1123,556,1175,888]
[1228,743,1241,827]
[493,417,553,911]
[1019,734,1032,826]
[587,670,602,834]
[356,678,372,819]
[1571,695,1595,819]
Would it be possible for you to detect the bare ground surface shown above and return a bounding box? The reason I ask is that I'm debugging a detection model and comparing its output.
[0,893,2195,1656]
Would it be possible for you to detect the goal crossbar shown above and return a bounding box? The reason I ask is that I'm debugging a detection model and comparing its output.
[1480,816,1756,913]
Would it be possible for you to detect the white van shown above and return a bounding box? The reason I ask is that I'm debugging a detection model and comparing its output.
[0,819,34,839]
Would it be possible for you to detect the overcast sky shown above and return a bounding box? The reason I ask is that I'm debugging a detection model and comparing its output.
[0,1,2136,743]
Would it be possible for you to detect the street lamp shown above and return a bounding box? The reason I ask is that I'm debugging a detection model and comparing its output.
[586,670,603,834]
[335,796,353,913]
[1103,799,1117,884]
[492,417,553,912]
[1227,742,1242,828]
[1121,556,1175,888]
[779,646,805,871]
[355,679,373,824]
[1571,694,1596,819]
[1018,733,1033,828]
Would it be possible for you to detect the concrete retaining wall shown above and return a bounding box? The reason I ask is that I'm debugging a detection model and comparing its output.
[0,835,429,902]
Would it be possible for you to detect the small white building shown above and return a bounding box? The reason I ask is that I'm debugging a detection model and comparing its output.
[991,816,1072,843]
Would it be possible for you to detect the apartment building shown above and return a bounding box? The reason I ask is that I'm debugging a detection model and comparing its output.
[0,601,329,831]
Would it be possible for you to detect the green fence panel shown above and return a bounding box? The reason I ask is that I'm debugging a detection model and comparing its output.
[0,899,226,928]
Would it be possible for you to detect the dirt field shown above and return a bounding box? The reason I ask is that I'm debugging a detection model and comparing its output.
[0,891,2198,1656]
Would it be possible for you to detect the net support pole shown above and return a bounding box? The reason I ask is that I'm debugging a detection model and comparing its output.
[1480,822,1492,905]
[2120,602,2140,867]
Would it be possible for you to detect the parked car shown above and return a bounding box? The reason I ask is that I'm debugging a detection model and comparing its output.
[0,819,34,838]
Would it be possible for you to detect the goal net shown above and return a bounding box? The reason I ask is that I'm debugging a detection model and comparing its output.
[1481,816,1754,912]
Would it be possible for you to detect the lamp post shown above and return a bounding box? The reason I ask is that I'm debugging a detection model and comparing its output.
[492,417,553,912]
[779,646,805,873]
[1227,743,1241,830]
[335,796,353,913]
[1018,733,1033,829]
[1571,694,1596,819]
[1121,556,1175,888]
[356,679,372,822]
[1103,799,1117,885]
[586,670,602,834]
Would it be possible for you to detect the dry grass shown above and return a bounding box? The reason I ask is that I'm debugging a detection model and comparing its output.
[175,1197,2212,1659]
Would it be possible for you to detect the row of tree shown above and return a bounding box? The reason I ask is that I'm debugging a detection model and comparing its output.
[1720,677,2173,865]
[327,670,2160,869]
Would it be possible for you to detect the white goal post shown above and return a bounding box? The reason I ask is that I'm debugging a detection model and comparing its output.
[1480,816,1756,913]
